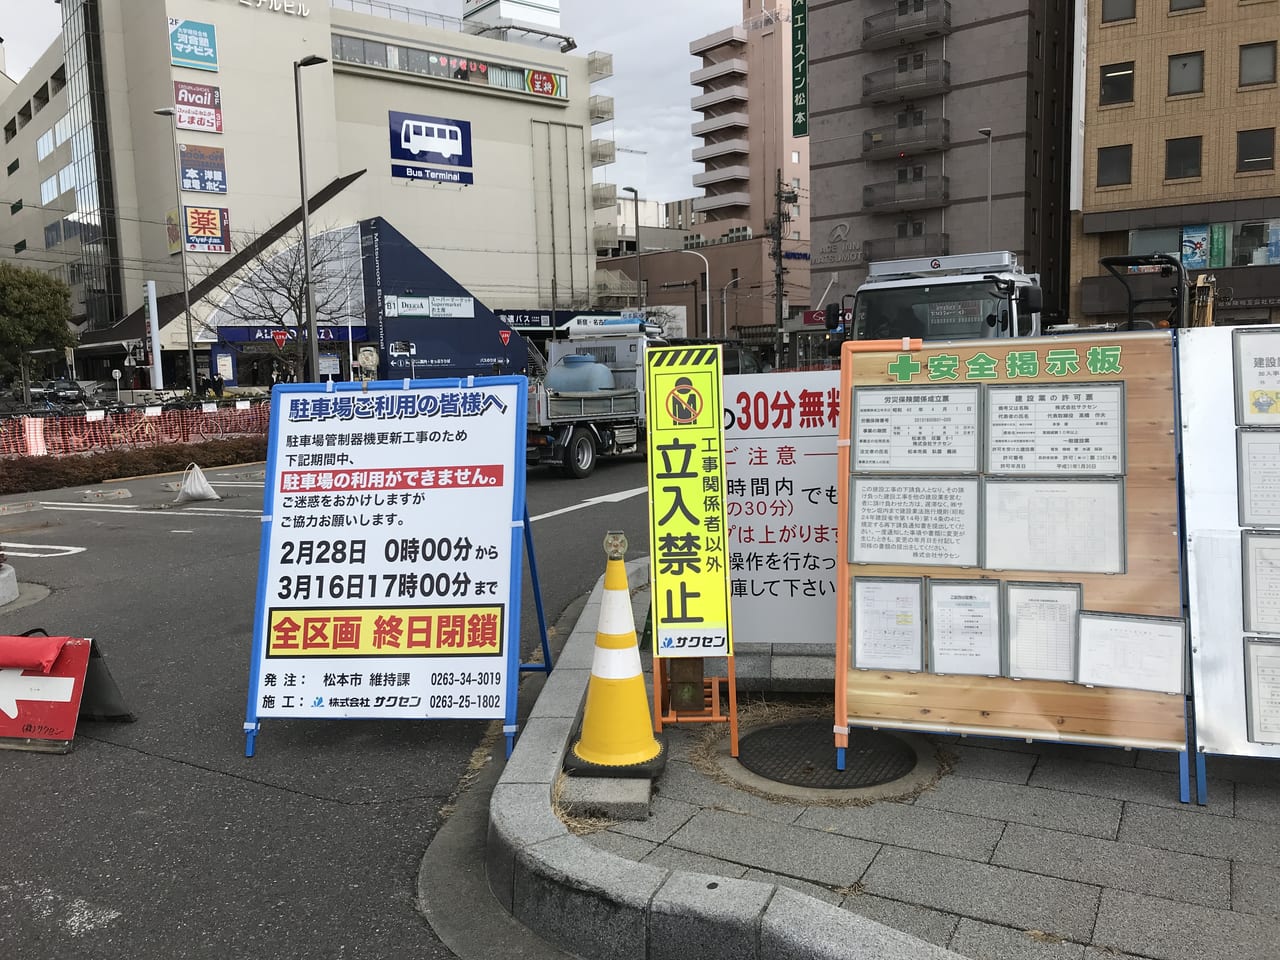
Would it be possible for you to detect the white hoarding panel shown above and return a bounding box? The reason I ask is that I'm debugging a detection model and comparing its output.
[725,371,840,647]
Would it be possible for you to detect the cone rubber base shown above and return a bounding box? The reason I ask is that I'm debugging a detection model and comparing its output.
[564,733,667,779]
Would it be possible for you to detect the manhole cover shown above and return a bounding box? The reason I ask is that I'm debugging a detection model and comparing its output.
[737,719,917,789]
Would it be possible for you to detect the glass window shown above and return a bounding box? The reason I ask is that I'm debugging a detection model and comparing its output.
[1100,62,1134,104]
[13,239,26,254]
[43,221,61,248]
[1241,42,1277,87]
[1165,136,1202,179]
[54,113,72,145]
[362,41,388,68]
[1101,0,1135,22]
[6,158,17,175]
[1129,227,1181,256]
[1169,0,1203,9]
[58,162,75,195]
[40,174,58,204]
[1238,128,1275,173]
[36,129,55,160]
[1168,52,1204,95]
[9,198,21,214]
[791,150,799,163]
[1097,144,1132,186]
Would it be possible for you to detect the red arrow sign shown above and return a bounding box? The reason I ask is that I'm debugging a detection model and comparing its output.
[271,329,290,349]
[0,638,90,748]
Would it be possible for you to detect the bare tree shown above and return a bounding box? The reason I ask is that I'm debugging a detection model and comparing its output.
[643,305,686,339]
[205,224,364,381]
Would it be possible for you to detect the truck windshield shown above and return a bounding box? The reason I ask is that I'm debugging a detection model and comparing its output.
[853,281,1006,341]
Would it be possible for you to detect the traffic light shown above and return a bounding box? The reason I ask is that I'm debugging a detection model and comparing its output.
[824,302,841,330]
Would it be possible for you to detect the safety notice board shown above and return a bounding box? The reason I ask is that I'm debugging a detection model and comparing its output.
[834,333,1187,752]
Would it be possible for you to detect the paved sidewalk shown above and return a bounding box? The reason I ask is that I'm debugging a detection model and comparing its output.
[492,564,1280,960]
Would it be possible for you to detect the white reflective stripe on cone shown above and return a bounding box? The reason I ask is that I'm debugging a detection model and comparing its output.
[590,644,643,680]
[597,590,635,636]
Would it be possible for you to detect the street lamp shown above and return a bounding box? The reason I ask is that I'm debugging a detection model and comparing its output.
[622,186,642,309]
[677,248,711,338]
[153,107,198,394]
[294,54,327,382]
[978,127,993,250]
[720,275,741,339]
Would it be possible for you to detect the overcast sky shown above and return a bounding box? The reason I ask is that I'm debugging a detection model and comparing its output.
[0,0,741,203]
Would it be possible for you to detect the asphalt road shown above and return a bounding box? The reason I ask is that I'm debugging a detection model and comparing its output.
[0,455,650,960]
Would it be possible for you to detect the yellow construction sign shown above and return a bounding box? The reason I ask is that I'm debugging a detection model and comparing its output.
[644,345,733,658]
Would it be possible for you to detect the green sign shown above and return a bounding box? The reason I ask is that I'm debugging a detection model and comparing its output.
[888,345,1124,383]
[791,0,808,137]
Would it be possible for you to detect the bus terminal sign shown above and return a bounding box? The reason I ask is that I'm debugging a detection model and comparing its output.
[388,110,475,185]
[243,378,527,755]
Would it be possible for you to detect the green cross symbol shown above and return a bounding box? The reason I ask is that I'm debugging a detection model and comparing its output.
[887,353,922,382]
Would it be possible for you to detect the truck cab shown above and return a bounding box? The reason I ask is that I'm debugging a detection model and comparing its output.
[831,251,1044,342]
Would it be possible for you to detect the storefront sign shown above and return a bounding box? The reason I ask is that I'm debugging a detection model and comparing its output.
[184,205,232,253]
[646,345,732,658]
[179,143,228,194]
[166,208,183,256]
[791,0,808,137]
[169,19,219,72]
[814,221,860,267]
[244,378,527,754]
[174,81,223,133]
[525,70,561,96]
[388,110,475,186]
[212,0,310,15]
[383,295,475,319]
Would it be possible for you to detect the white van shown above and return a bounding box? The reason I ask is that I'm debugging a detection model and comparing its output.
[400,119,463,159]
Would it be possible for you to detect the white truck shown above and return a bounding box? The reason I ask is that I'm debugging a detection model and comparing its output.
[828,251,1044,342]
[526,322,661,478]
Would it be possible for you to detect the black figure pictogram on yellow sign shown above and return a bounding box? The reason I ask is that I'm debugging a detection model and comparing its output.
[665,376,703,425]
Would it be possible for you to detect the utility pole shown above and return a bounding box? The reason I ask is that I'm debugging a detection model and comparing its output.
[771,168,798,367]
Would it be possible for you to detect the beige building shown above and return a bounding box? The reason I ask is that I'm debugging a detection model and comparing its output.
[0,0,607,382]
[1070,0,1280,324]
[599,0,811,360]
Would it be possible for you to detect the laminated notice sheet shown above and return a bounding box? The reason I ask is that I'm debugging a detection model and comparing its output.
[852,577,925,672]
[984,480,1125,574]
[1243,531,1280,634]
[1238,430,1280,527]
[1005,581,1081,682]
[926,579,1002,676]
[1245,638,1280,745]
[1076,612,1185,694]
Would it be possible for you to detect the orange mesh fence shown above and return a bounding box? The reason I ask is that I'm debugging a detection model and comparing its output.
[0,402,271,458]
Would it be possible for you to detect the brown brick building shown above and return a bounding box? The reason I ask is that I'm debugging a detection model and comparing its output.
[1070,0,1279,325]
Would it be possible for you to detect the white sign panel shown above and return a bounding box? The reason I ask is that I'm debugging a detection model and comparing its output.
[926,579,1003,676]
[851,477,980,567]
[1234,328,1280,426]
[852,385,981,474]
[1076,612,1185,694]
[725,371,840,647]
[852,577,924,672]
[986,382,1125,475]
[245,380,524,740]
[383,295,477,319]
[1006,581,1081,682]
[984,480,1125,573]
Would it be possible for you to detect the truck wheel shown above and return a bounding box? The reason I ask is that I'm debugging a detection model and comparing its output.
[563,427,596,478]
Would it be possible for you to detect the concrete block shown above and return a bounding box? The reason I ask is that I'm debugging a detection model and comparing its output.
[666,808,878,888]
[1093,888,1280,960]
[0,500,38,516]
[1232,862,1280,919]
[648,872,773,960]
[861,846,1101,942]
[1236,782,1280,824]
[512,832,668,960]
[527,667,591,721]
[485,782,566,912]
[555,618,605,671]
[798,800,1004,862]
[641,846,748,879]
[655,759,808,822]
[501,716,575,786]
[589,830,658,861]
[80,487,131,500]
[0,564,17,607]
[559,777,651,821]
[1119,801,1280,867]
[841,893,959,947]
[761,888,964,960]
[992,821,1230,908]
[914,775,1122,840]
[609,795,700,844]
[948,918,1086,960]
[943,743,1038,785]
[743,868,841,906]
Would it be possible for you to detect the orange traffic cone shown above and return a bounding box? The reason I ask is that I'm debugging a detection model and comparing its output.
[565,534,665,778]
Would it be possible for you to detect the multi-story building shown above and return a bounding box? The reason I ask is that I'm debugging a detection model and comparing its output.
[0,0,607,384]
[1070,0,1280,325]
[809,0,1075,317]
[598,1,811,360]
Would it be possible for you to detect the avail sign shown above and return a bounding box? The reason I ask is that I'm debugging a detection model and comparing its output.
[389,110,475,185]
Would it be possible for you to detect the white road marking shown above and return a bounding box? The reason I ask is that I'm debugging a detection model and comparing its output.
[529,486,648,522]
[3,880,122,937]
[171,530,195,534]
[183,506,260,514]
[37,502,258,520]
[208,481,263,488]
[0,541,87,558]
